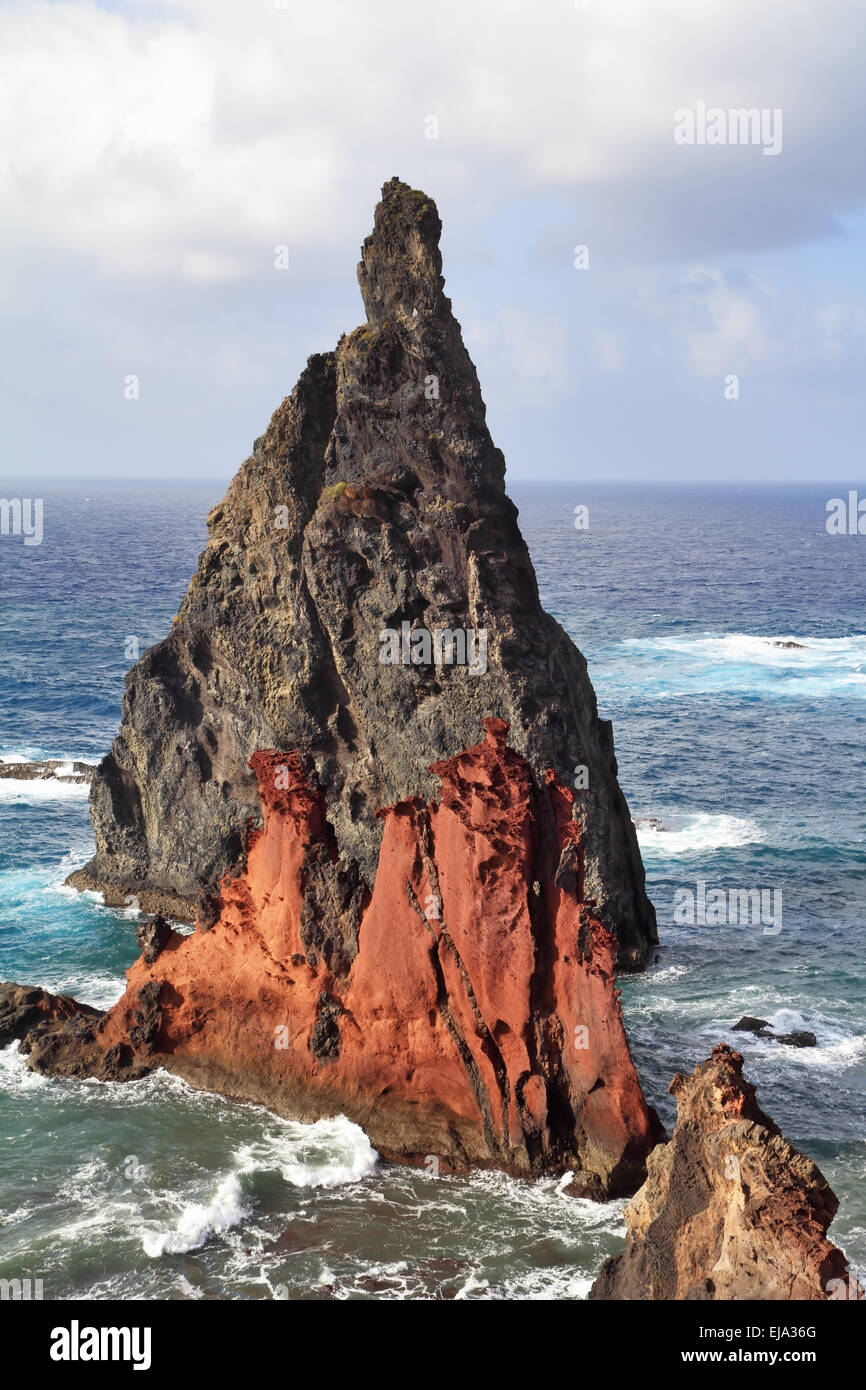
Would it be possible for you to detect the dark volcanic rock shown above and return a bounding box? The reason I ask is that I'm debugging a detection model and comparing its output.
[775,1029,817,1048]
[69,177,656,969]
[732,1015,817,1047]
[127,981,164,1053]
[589,1045,861,1301]
[0,760,93,783]
[732,1014,771,1033]
[0,982,99,1045]
[0,982,148,1082]
[136,914,173,964]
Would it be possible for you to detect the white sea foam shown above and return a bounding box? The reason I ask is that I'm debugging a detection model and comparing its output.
[53,972,126,1011]
[454,1271,490,1299]
[142,1173,249,1257]
[0,1204,35,1228]
[0,777,90,802]
[719,1007,866,1072]
[609,632,866,699]
[634,811,764,857]
[137,1112,378,1258]
[56,1157,112,1204]
[0,1042,50,1092]
[499,1267,596,1300]
[646,963,693,984]
[234,1114,379,1189]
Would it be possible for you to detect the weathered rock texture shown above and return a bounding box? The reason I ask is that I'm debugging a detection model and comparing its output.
[50,720,659,1190]
[589,1044,862,1300]
[68,176,656,969]
[0,982,148,1081]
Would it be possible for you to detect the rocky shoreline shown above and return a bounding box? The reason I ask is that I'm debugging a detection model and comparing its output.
[0,759,93,783]
[7,720,665,1193]
[590,1045,862,1301]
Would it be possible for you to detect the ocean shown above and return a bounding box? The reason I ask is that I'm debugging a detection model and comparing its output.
[1,481,863,1300]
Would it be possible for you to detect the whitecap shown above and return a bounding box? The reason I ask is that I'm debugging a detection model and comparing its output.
[605,631,866,700]
[646,963,693,983]
[142,1173,248,1257]
[48,972,125,1011]
[0,777,90,802]
[499,1267,596,1300]
[0,1042,50,1092]
[454,1270,490,1299]
[634,811,763,857]
[234,1114,378,1189]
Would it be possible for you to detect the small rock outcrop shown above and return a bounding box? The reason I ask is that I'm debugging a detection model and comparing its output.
[0,982,148,1081]
[67,176,656,970]
[589,1044,861,1300]
[0,761,92,783]
[733,1015,817,1047]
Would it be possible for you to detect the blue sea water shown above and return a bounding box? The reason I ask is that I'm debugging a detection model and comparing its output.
[0,481,863,1300]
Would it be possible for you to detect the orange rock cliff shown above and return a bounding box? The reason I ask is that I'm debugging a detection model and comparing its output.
[94,719,660,1194]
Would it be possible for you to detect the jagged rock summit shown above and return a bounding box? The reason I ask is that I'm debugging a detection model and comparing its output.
[68,176,656,970]
[589,1044,862,1300]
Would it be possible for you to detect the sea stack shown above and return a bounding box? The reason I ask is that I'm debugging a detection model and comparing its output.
[67,176,656,972]
[19,177,670,1191]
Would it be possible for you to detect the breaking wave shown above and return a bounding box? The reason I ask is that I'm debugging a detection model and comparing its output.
[0,777,90,802]
[603,632,866,700]
[634,812,764,857]
[142,1174,249,1258]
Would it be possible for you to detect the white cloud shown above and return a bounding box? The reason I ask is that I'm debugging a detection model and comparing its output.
[2,0,866,280]
[674,266,779,376]
[656,265,866,378]
[463,306,569,402]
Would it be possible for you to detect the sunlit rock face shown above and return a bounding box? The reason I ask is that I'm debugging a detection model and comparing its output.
[92,719,660,1193]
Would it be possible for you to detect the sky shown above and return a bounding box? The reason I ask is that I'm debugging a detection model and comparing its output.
[2,0,866,485]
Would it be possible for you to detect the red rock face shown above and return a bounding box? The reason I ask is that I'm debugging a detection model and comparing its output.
[100,720,659,1194]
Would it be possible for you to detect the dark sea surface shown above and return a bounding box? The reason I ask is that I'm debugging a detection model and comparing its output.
[0,481,863,1299]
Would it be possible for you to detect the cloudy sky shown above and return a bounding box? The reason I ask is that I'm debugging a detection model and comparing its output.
[2,0,865,484]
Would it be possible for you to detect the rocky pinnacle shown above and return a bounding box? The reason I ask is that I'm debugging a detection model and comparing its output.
[69,177,657,969]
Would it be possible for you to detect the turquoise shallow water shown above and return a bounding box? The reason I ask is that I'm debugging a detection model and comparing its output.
[0,482,863,1298]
